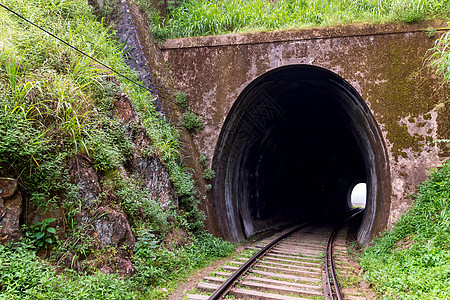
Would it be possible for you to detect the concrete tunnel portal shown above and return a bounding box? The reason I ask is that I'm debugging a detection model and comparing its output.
[212,65,391,244]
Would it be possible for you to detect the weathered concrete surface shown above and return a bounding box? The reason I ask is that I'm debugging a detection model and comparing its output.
[161,22,449,242]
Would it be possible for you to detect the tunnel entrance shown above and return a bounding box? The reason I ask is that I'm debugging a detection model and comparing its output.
[212,65,390,244]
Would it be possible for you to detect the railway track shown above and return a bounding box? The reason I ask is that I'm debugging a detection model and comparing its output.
[187,210,363,300]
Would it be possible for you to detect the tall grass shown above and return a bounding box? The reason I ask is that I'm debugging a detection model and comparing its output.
[428,29,450,84]
[144,0,450,38]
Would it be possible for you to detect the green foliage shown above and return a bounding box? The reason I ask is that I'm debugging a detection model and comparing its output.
[199,153,209,169]
[203,168,215,181]
[112,174,175,234]
[182,110,204,132]
[0,0,205,227]
[428,28,450,85]
[0,241,140,299]
[175,90,187,108]
[91,0,120,24]
[138,0,450,39]
[85,119,134,172]
[52,224,95,267]
[23,218,58,249]
[132,230,235,287]
[361,162,450,299]
[167,160,195,197]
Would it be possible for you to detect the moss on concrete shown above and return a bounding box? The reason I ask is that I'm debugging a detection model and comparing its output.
[365,33,443,161]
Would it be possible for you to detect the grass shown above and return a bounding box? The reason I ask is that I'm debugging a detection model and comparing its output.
[137,0,450,39]
[0,234,235,299]
[360,162,450,299]
[428,29,450,85]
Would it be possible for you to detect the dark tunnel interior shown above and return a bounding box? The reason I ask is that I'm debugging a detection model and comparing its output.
[212,65,390,243]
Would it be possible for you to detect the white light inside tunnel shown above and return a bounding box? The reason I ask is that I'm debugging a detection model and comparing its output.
[351,183,367,207]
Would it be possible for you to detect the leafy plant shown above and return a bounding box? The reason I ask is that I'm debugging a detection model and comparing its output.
[175,90,187,108]
[203,168,215,181]
[182,110,204,133]
[0,241,140,299]
[132,230,235,286]
[361,162,450,298]
[24,218,58,249]
[199,153,209,169]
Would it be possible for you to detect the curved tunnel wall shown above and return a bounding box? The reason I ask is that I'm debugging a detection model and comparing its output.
[212,65,391,243]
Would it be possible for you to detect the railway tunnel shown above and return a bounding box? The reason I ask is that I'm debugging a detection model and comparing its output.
[212,65,391,243]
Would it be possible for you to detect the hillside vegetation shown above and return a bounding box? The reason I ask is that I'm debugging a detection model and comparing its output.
[137,0,450,39]
[0,0,234,299]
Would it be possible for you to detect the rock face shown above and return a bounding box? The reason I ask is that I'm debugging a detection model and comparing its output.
[69,155,102,209]
[0,178,22,245]
[67,154,137,275]
[93,206,135,249]
[114,92,176,208]
[61,92,176,275]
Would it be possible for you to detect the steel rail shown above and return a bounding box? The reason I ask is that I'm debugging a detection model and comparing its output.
[208,223,308,299]
[325,208,364,300]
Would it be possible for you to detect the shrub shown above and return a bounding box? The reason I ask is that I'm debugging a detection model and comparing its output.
[182,110,204,133]
[199,153,209,169]
[0,241,139,299]
[132,230,235,287]
[203,168,215,181]
[175,90,187,108]
[23,218,58,249]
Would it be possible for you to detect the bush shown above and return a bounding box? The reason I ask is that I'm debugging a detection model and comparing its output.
[175,90,187,108]
[182,110,204,133]
[199,153,209,169]
[203,168,215,181]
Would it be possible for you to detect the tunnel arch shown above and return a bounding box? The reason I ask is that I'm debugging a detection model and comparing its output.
[212,65,391,244]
